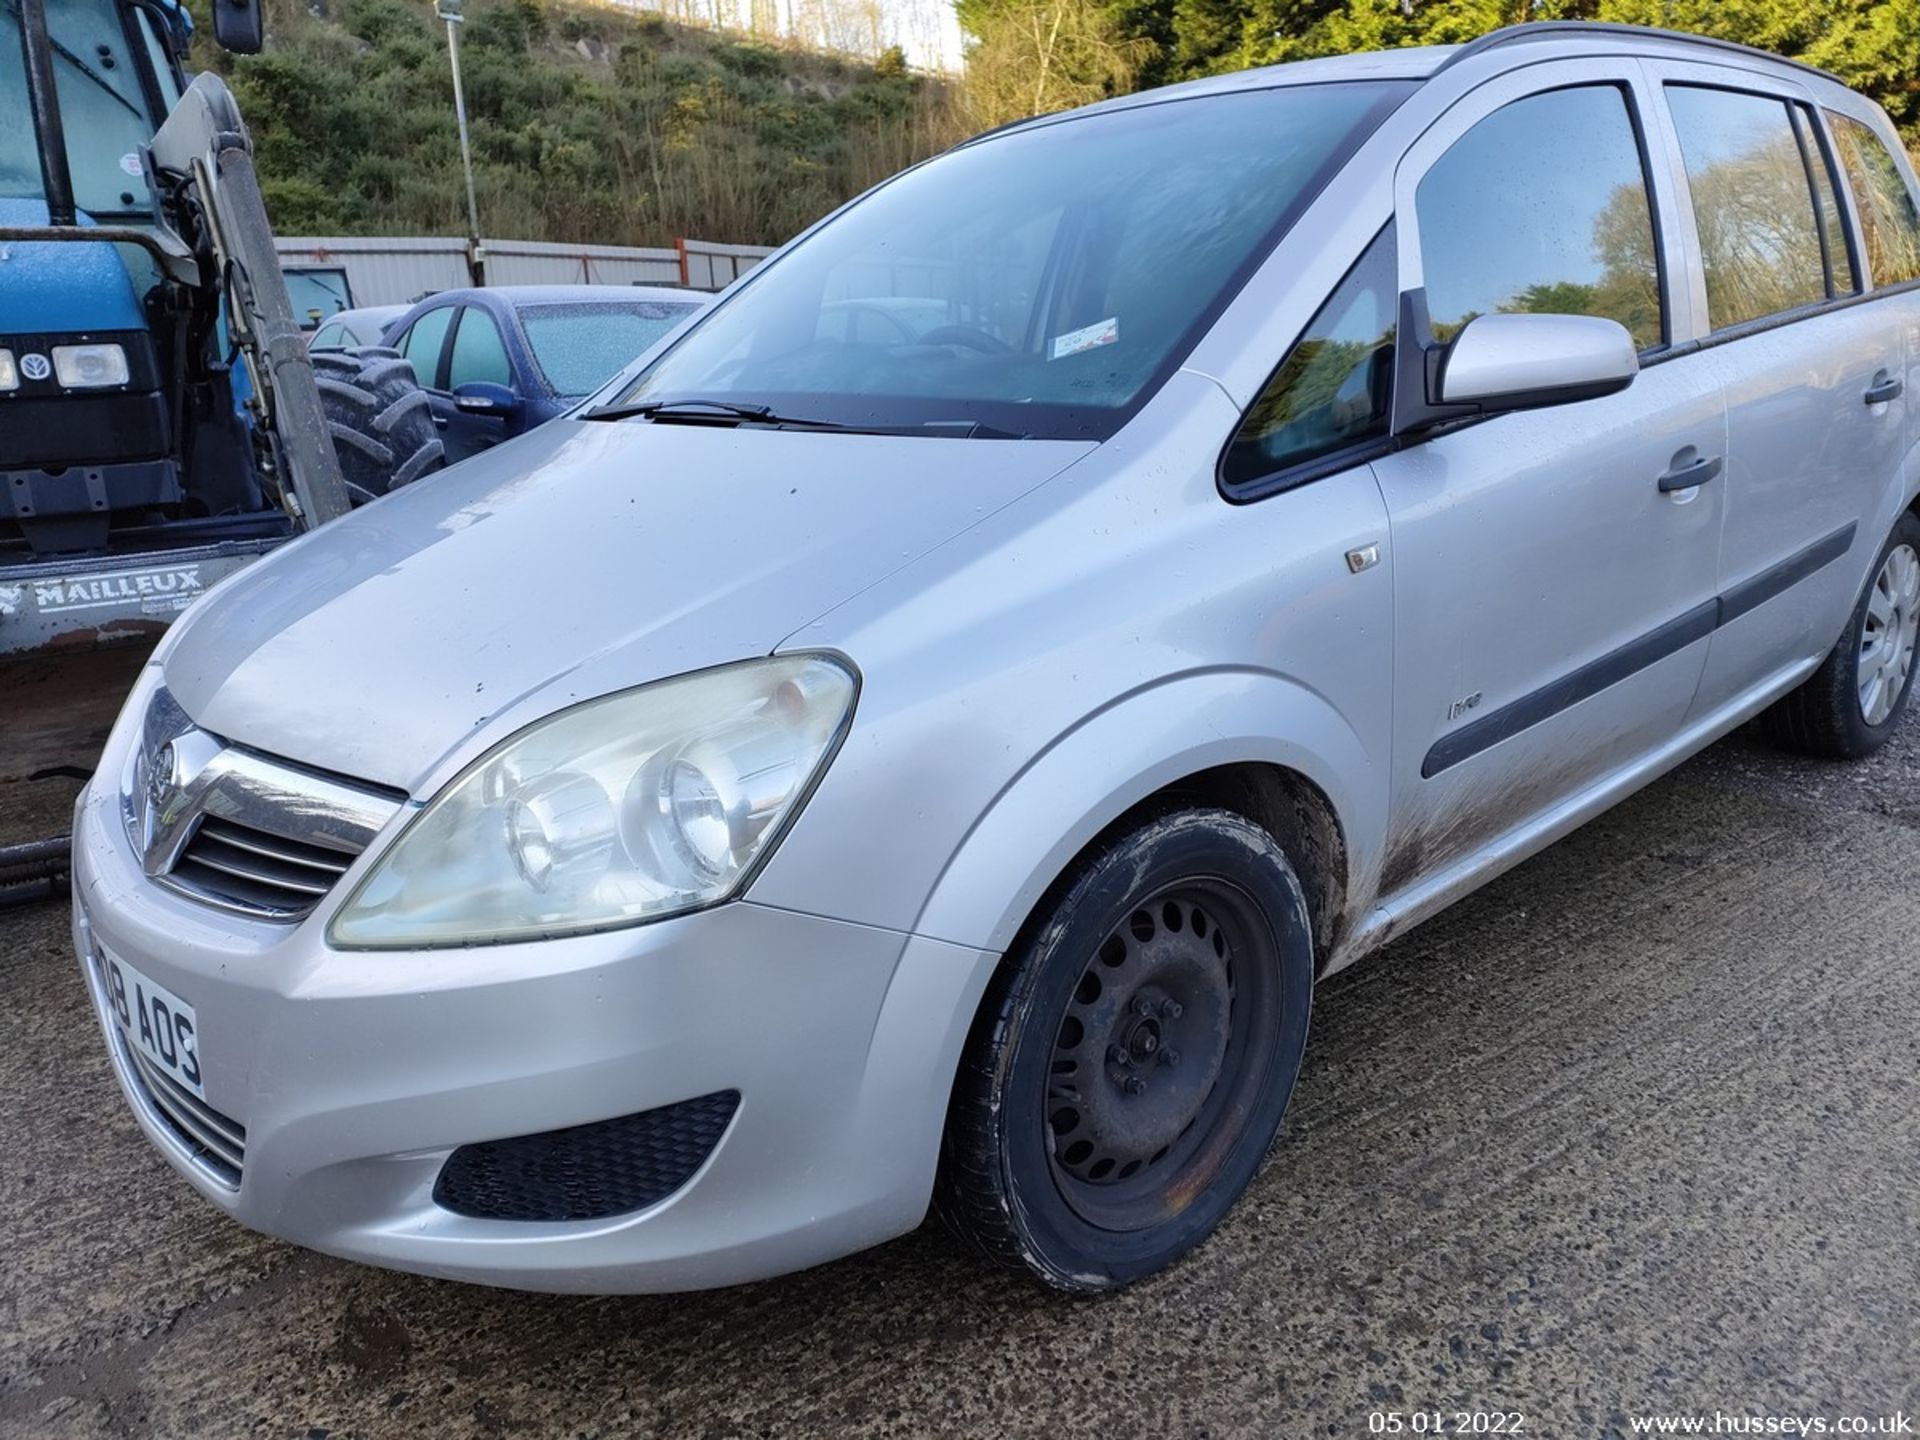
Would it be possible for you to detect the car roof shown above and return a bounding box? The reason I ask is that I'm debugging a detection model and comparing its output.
[961,46,1449,141]
[967,22,1845,143]
[328,304,408,325]
[314,304,406,334]
[415,285,709,312]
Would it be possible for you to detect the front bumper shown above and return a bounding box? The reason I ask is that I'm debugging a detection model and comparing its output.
[70,777,996,1293]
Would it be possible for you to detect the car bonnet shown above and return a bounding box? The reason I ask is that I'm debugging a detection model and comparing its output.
[159,418,1094,792]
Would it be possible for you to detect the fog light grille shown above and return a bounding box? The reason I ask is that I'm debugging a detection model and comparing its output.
[432,1091,740,1222]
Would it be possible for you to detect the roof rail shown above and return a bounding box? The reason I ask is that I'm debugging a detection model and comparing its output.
[1433,21,1840,85]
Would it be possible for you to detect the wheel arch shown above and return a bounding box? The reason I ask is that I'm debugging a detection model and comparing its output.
[911,669,1383,977]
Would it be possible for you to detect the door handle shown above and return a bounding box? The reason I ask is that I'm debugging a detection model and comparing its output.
[1657,454,1722,493]
[1864,372,1903,406]
[432,414,448,429]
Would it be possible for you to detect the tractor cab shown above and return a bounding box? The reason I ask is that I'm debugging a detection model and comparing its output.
[0,0,193,225]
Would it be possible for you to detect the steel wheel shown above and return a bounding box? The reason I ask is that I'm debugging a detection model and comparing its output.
[1044,878,1280,1231]
[1858,542,1920,727]
[938,808,1314,1291]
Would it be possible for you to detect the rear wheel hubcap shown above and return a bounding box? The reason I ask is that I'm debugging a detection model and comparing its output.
[1859,543,1920,727]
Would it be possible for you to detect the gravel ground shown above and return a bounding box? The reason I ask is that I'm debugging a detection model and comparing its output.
[1,711,1916,1440]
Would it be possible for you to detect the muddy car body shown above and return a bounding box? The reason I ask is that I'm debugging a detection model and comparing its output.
[72,23,1920,1291]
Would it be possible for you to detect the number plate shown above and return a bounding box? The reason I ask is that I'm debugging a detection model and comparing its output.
[99,952,206,1099]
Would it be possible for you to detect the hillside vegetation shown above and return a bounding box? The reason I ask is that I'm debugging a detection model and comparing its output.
[205,0,960,244]
[210,0,1918,247]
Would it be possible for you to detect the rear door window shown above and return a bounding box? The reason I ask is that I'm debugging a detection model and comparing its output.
[400,307,456,390]
[1665,86,1829,328]
[1825,111,1920,287]
[1415,85,1664,352]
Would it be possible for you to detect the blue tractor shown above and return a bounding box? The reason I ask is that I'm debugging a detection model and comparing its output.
[1,0,443,880]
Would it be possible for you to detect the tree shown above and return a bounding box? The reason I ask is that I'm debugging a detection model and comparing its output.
[1093,0,1918,151]
[958,0,1155,128]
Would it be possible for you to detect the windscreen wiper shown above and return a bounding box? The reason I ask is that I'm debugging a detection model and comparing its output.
[582,398,843,429]
[582,397,1025,439]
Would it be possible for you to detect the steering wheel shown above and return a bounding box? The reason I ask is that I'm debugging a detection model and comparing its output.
[915,325,1015,356]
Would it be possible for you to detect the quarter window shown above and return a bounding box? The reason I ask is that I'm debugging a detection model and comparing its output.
[1825,111,1920,287]
[400,307,455,390]
[1416,86,1664,352]
[448,308,513,389]
[1665,86,1828,329]
[1223,226,1396,490]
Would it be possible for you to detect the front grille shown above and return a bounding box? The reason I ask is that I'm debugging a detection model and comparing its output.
[107,1024,247,1188]
[434,1091,741,1222]
[0,392,171,467]
[128,688,405,923]
[166,816,359,921]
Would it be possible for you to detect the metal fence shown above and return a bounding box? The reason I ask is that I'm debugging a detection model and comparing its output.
[276,234,776,312]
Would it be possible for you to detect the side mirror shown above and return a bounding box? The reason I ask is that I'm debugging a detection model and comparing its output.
[453,381,522,418]
[1437,313,1638,414]
[211,0,264,54]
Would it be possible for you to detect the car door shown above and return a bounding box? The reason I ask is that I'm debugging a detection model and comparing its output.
[440,304,516,463]
[1368,62,1729,901]
[1643,64,1912,718]
[1828,106,1920,470]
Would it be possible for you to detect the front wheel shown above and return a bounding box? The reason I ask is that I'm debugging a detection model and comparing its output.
[1761,510,1920,758]
[937,808,1314,1291]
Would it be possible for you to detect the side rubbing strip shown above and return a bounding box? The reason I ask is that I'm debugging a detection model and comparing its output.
[1718,522,1856,626]
[1421,522,1859,779]
[1422,601,1719,778]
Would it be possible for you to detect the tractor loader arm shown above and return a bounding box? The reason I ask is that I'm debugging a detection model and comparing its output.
[147,73,353,530]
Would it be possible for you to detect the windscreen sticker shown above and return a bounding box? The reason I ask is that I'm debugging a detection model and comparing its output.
[119,152,143,177]
[1050,317,1119,361]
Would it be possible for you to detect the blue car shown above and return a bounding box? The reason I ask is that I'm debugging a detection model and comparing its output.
[381,285,709,464]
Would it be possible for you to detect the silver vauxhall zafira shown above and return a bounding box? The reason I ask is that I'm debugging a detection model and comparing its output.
[73,23,1920,1292]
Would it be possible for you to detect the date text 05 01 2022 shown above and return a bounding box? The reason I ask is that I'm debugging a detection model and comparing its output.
[1370,1414,1526,1435]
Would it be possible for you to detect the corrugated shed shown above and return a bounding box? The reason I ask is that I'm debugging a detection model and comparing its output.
[484,238,682,288]
[679,238,771,290]
[276,235,775,309]
[275,236,470,307]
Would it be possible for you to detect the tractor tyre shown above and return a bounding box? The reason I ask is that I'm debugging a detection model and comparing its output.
[311,347,446,503]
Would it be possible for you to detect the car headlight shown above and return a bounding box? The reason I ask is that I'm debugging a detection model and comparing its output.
[328,655,857,949]
[0,350,17,391]
[52,343,129,388]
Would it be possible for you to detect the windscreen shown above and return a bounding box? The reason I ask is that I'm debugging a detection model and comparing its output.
[522,301,703,396]
[604,81,1410,440]
[1,0,166,217]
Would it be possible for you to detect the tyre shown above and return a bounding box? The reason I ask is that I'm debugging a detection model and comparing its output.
[310,346,446,503]
[937,808,1314,1292]
[1761,510,1920,759]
